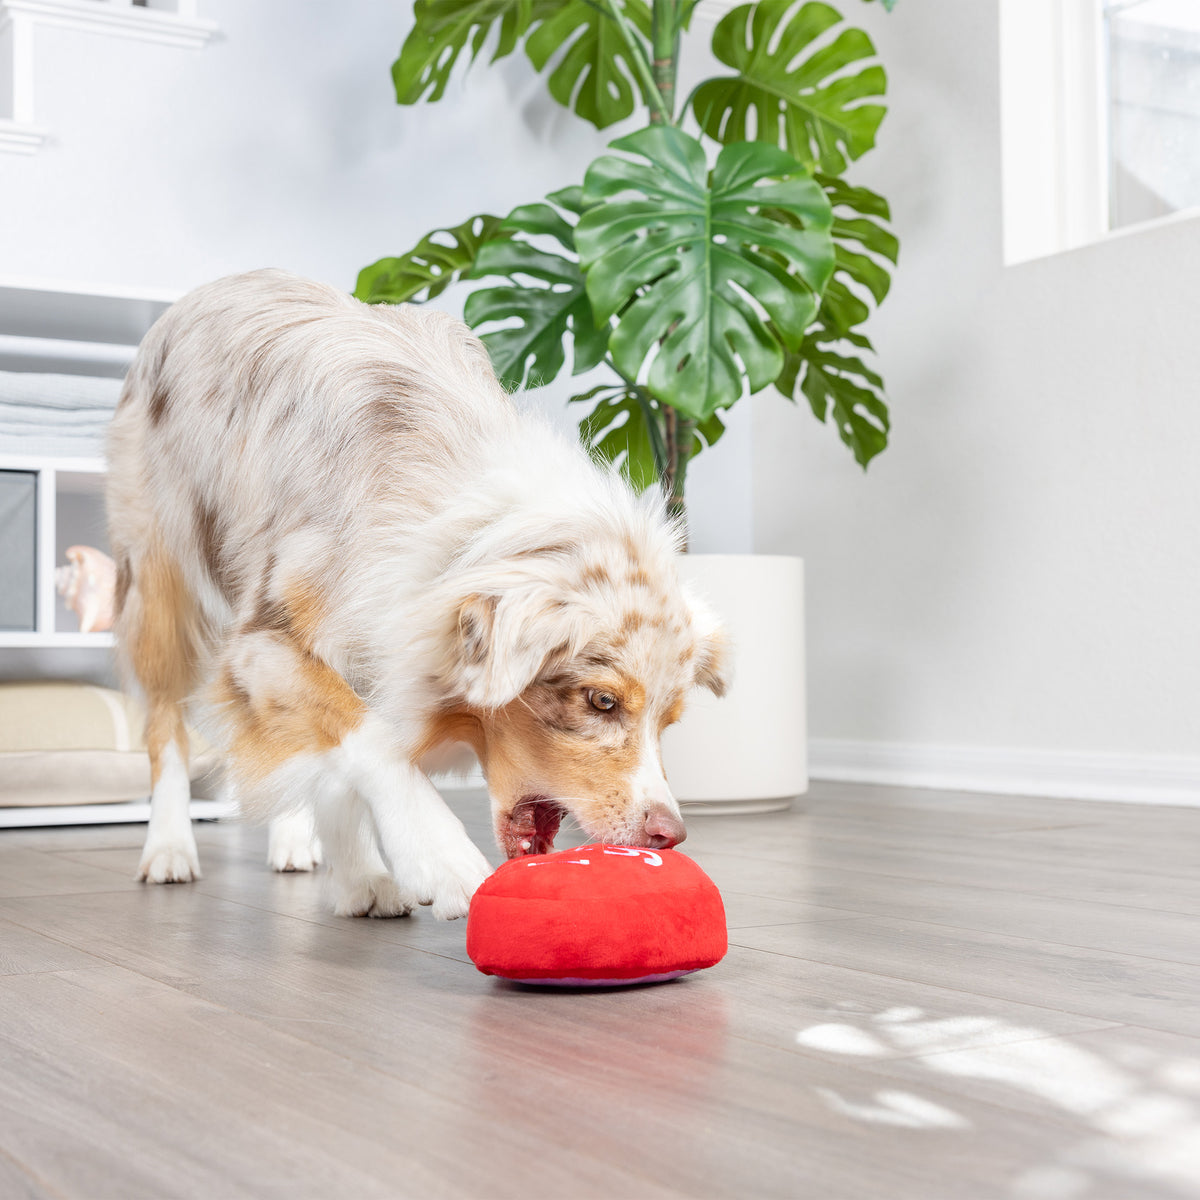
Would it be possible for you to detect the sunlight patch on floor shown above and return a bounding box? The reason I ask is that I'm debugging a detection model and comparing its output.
[797,1007,1200,1195]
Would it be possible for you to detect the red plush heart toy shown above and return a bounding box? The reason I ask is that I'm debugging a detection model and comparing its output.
[466,844,728,987]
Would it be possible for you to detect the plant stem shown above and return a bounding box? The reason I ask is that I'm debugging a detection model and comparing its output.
[606,357,669,476]
[600,0,672,125]
[646,1,692,541]
[605,2,693,540]
[649,0,680,124]
[661,406,695,543]
[664,405,678,496]
[668,415,696,536]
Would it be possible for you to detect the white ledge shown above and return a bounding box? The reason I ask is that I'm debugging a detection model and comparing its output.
[0,116,47,153]
[0,0,218,50]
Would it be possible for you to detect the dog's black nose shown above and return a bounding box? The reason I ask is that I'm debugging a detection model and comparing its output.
[644,807,686,849]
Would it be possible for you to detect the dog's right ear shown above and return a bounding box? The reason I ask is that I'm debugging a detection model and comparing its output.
[444,583,591,709]
[685,591,732,698]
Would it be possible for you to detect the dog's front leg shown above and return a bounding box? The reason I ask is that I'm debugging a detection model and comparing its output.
[337,717,491,920]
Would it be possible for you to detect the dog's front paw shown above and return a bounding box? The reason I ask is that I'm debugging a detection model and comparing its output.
[137,838,201,884]
[267,811,323,873]
[413,844,492,921]
[332,873,415,919]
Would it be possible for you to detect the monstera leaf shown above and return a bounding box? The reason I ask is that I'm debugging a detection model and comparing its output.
[525,0,652,129]
[392,0,544,105]
[570,383,664,491]
[575,126,834,419]
[570,383,728,491]
[765,173,897,337]
[394,0,653,129]
[822,173,898,310]
[465,188,609,391]
[691,1,886,174]
[777,340,889,467]
[771,173,895,467]
[354,214,509,305]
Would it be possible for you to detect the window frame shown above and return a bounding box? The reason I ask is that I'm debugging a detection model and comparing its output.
[999,0,1110,264]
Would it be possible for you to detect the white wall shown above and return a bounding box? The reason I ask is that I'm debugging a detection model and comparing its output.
[0,0,754,550]
[753,1,1200,775]
[16,1,1191,790]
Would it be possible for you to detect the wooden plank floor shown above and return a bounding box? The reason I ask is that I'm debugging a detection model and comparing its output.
[1,782,1199,1200]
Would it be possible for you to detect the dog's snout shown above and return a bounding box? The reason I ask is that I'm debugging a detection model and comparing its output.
[644,807,686,850]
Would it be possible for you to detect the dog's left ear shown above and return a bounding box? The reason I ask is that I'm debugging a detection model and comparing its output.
[687,595,732,697]
[447,580,592,709]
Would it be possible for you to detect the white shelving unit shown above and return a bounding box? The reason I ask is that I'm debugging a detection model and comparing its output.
[0,278,228,825]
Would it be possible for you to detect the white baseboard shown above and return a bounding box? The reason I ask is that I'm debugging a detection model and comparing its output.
[809,739,1200,807]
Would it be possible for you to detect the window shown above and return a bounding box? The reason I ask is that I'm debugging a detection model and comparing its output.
[1106,1,1200,229]
[1000,0,1200,262]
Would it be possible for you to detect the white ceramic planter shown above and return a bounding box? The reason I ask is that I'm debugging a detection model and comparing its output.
[662,554,807,814]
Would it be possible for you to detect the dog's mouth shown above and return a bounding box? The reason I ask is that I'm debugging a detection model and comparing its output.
[500,796,565,858]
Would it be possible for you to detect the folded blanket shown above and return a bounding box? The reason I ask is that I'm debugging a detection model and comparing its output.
[0,371,124,457]
[0,371,124,411]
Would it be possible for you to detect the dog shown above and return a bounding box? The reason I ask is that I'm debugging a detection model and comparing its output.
[106,269,729,919]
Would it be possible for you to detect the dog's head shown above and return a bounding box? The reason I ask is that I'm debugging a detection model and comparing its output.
[432,544,729,858]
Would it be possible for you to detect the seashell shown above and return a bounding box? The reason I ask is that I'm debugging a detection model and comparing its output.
[55,545,117,633]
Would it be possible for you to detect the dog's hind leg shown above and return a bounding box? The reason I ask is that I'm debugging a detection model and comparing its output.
[117,543,204,883]
[266,807,323,873]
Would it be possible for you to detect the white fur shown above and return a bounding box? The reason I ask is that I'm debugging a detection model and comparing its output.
[313,784,409,917]
[335,717,492,919]
[136,740,200,883]
[634,726,677,817]
[266,809,322,873]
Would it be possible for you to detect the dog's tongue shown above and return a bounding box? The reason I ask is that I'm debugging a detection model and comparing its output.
[502,799,562,858]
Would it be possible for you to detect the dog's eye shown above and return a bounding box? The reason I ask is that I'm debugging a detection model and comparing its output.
[586,689,618,713]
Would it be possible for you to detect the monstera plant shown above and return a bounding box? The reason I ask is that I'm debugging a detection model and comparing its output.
[357,0,899,534]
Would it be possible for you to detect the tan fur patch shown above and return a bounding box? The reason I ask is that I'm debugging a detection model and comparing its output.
[114,554,132,618]
[220,576,359,781]
[659,693,687,732]
[619,610,648,635]
[695,628,731,697]
[246,579,326,648]
[145,705,189,787]
[283,583,327,651]
[126,543,201,784]
[412,709,487,764]
[218,646,366,783]
[580,562,614,589]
